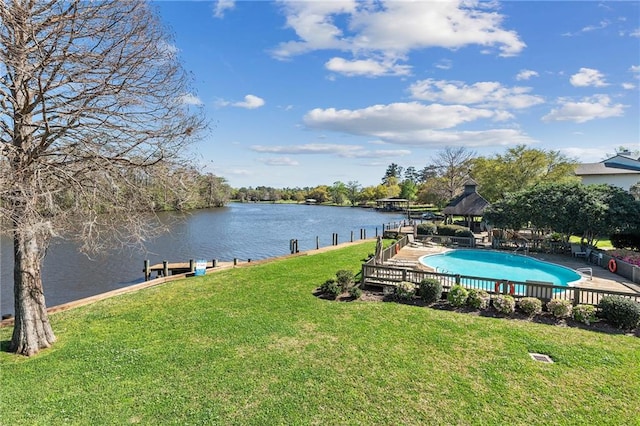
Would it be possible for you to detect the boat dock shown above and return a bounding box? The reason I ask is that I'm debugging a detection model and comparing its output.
[143,259,239,281]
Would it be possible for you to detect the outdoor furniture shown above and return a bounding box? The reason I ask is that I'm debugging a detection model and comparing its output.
[570,243,587,258]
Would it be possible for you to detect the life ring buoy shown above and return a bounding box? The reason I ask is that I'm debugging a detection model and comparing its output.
[395,244,400,254]
[494,281,501,293]
[608,259,617,273]
[508,282,515,295]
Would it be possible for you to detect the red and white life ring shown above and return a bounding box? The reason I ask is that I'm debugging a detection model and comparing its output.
[608,258,617,273]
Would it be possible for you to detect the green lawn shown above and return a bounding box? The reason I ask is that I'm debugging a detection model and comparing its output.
[1,242,639,425]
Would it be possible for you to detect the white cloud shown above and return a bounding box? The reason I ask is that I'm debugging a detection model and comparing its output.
[580,20,610,33]
[542,95,626,123]
[631,65,640,74]
[304,102,495,133]
[516,69,539,81]
[630,28,640,37]
[251,143,411,159]
[434,59,453,70]
[325,57,411,77]
[217,94,265,109]
[272,0,525,69]
[259,157,300,166]
[179,93,203,106]
[408,79,544,109]
[213,0,235,19]
[570,68,608,87]
[299,102,535,148]
[622,82,636,90]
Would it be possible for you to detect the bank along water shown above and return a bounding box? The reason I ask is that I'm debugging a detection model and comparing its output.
[0,203,405,316]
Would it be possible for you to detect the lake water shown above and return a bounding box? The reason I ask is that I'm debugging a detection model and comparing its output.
[0,203,405,315]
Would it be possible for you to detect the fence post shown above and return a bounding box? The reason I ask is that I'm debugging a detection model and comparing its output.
[316,236,320,250]
[402,269,407,282]
[143,260,150,281]
[351,231,354,242]
[212,259,218,268]
[573,288,581,306]
[162,261,169,277]
[234,258,238,266]
[189,259,194,273]
[456,274,461,285]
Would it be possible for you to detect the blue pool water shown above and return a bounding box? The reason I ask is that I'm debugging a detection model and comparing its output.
[420,250,581,286]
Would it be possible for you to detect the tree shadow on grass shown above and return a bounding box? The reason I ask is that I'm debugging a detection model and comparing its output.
[1,340,13,353]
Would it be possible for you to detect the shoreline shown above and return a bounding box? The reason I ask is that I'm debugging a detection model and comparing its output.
[1,238,376,328]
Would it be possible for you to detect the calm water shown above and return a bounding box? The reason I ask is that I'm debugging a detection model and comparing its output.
[1,203,405,315]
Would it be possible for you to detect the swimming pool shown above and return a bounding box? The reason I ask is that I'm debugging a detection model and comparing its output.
[419,250,581,287]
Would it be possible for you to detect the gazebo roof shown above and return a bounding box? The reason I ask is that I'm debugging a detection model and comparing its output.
[442,180,490,216]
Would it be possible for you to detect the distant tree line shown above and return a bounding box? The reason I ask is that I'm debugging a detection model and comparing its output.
[232,145,585,208]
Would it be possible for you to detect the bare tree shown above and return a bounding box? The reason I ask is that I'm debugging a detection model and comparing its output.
[0,1,206,356]
[432,146,476,200]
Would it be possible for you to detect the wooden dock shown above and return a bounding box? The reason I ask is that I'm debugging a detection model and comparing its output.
[144,259,231,281]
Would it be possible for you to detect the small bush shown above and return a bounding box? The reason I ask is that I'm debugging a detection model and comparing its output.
[418,278,442,304]
[598,296,640,330]
[610,232,640,251]
[336,269,355,292]
[519,297,543,317]
[417,222,437,235]
[436,224,474,238]
[348,286,362,300]
[320,279,341,299]
[572,304,596,325]
[547,299,573,318]
[467,289,490,309]
[493,295,516,315]
[447,285,469,307]
[394,281,416,302]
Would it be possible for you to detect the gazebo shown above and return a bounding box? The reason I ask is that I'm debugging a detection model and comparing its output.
[442,179,490,232]
[375,197,409,212]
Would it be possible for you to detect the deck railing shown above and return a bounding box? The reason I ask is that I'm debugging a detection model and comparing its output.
[361,262,640,307]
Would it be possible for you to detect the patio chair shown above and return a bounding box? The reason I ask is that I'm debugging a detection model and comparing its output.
[570,243,587,258]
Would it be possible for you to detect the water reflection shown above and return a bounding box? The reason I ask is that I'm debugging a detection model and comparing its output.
[1,203,405,315]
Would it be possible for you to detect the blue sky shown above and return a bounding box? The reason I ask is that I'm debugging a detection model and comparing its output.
[155,0,640,188]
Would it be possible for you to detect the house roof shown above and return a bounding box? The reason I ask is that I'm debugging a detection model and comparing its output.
[575,162,640,176]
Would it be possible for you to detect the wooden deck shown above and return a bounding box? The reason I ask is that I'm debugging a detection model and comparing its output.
[386,243,640,295]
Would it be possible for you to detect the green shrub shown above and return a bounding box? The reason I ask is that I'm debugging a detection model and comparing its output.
[547,299,572,318]
[417,222,437,235]
[320,279,341,299]
[436,224,474,238]
[394,281,416,302]
[598,296,640,330]
[447,285,469,307]
[610,232,640,251]
[518,297,542,317]
[572,304,596,325]
[493,295,515,315]
[348,286,362,300]
[336,269,355,291]
[418,278,442,304]
[466,289,490,309]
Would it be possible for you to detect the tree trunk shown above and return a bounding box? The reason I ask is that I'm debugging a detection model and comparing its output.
[10,227,56,356]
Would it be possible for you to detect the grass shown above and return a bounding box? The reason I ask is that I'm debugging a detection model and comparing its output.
[1,241,639,425]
